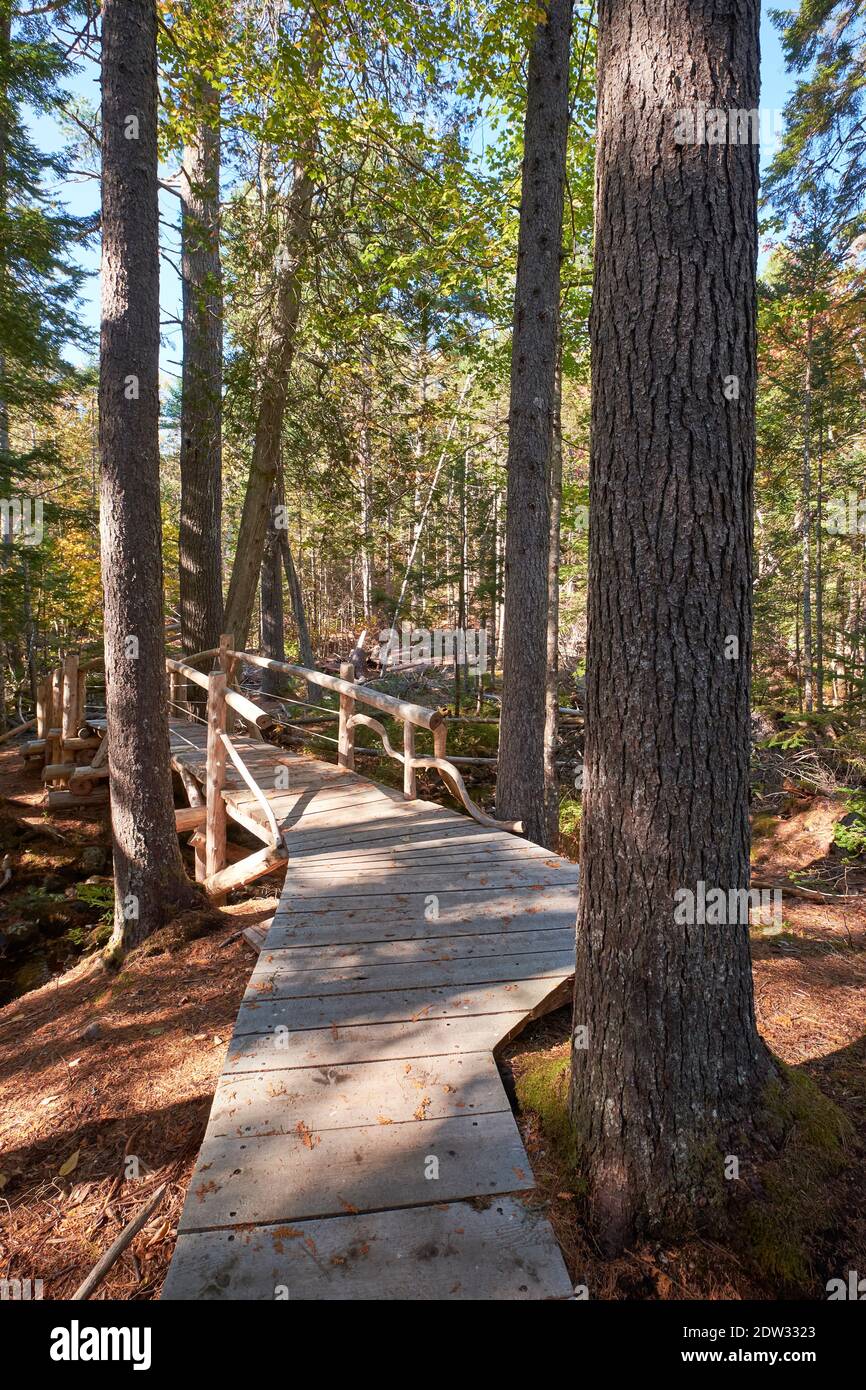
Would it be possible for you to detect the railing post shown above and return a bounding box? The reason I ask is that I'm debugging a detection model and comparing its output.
[403,721,416,799]
[36,676,50,740]
[206,670,228,899]
[61,653,79,762]
[169,667,183,716]
[219,631,235,733]
[48,665,63,766]
[338,660,356,771]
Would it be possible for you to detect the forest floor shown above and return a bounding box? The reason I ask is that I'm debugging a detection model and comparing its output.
[0,746,864,1300]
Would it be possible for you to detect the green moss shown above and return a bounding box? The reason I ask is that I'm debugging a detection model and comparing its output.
[514,1054,579,1171]
[750,813,778,839]
[738,1064,852,1289]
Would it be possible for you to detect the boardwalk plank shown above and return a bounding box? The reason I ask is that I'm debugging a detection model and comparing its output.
[245,947,575,1001]
[178,1112,535,1229]
[222,1014,533,1073]
[235,975,573,1035]
[163,1197,573,1301]
[207,1052,506,1137]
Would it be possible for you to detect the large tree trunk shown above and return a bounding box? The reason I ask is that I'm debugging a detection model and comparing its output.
[801,323,815,711]
[496,0,573,848]
[543,349,563,846]
[570,0,773,1250]
[0,4,10,733]
[179,84,223,657]
[100,0,200,950]
[221,13,325,648]
[259,486,286,696]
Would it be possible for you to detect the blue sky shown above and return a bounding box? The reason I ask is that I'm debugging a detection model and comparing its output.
[29,3,795,373]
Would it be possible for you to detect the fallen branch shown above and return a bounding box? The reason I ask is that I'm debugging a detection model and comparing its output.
[0,716,37,746]
[751,876,865,905]
[72,1182,168,1301]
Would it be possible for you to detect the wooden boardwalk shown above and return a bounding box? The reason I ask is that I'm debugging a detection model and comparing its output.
[163,722,578,1300]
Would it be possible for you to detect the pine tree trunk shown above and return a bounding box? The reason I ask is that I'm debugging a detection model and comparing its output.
[544,349,563,846]
[801,324,814,712]
[179,84,223,657]
[497,0,573,848]
[260,487,286,696]
[100,0,200,949]
[221,13,325,648]
[570,0,772,1250]
[815,421,824,711]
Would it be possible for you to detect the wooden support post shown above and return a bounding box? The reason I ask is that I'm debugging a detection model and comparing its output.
[76,669,87,730]
[60,654,79,763]
[338,660,355,772]
[48,666,63,766]
[169,667,184,717]
[205,671,228,900]
[432,722,462,804]
[219,632,235,733]
[36,677,50,740]
[403,721,416,799]
[176,763,206,882]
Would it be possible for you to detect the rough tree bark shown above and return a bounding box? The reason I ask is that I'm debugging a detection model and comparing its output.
[570,0,773,1249]
[100,0,200,949]
[179,81,223,656]
[497,0,573,848]
[259,486,286,696]
[543,348,563,846]
[221,12,325,648]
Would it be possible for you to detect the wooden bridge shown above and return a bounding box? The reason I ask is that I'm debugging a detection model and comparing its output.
[27,640,579,1299]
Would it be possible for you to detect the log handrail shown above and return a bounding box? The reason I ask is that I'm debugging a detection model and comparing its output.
[220,731,282,849]
[346,712,522,835]
[230,650,443,731]
[165,657,273,731]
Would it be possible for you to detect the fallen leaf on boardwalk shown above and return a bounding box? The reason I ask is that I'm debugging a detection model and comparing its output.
[410,1005,431,1022]
[512,1167,527,1182]
[376,1115,393,1125]
[339,1198,359,1214]
[414,1096,431,1120]
[304,1236,317,1254]
[296,1120,319,1150]
[58,1149,80,1177]
[442,1084,455,1093]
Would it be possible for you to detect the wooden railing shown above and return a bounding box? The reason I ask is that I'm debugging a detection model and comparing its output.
[228,647,522,835]
[28,634,522,899]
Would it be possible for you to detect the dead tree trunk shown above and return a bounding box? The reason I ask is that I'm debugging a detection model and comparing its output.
[496,0,573,848]
[179,81,224,656]
[100,0,200,950]
[570,0,773,1250]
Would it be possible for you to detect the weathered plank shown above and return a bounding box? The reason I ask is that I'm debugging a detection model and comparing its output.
[268,891,577,947]
[257,926,575,972]
[163,1197,573,1301]
[207,1052,506,1137]
[235,975,573,1035]
[245,947,575,1002]
[221,1013,533,1073]
[178,1111,535,1230]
